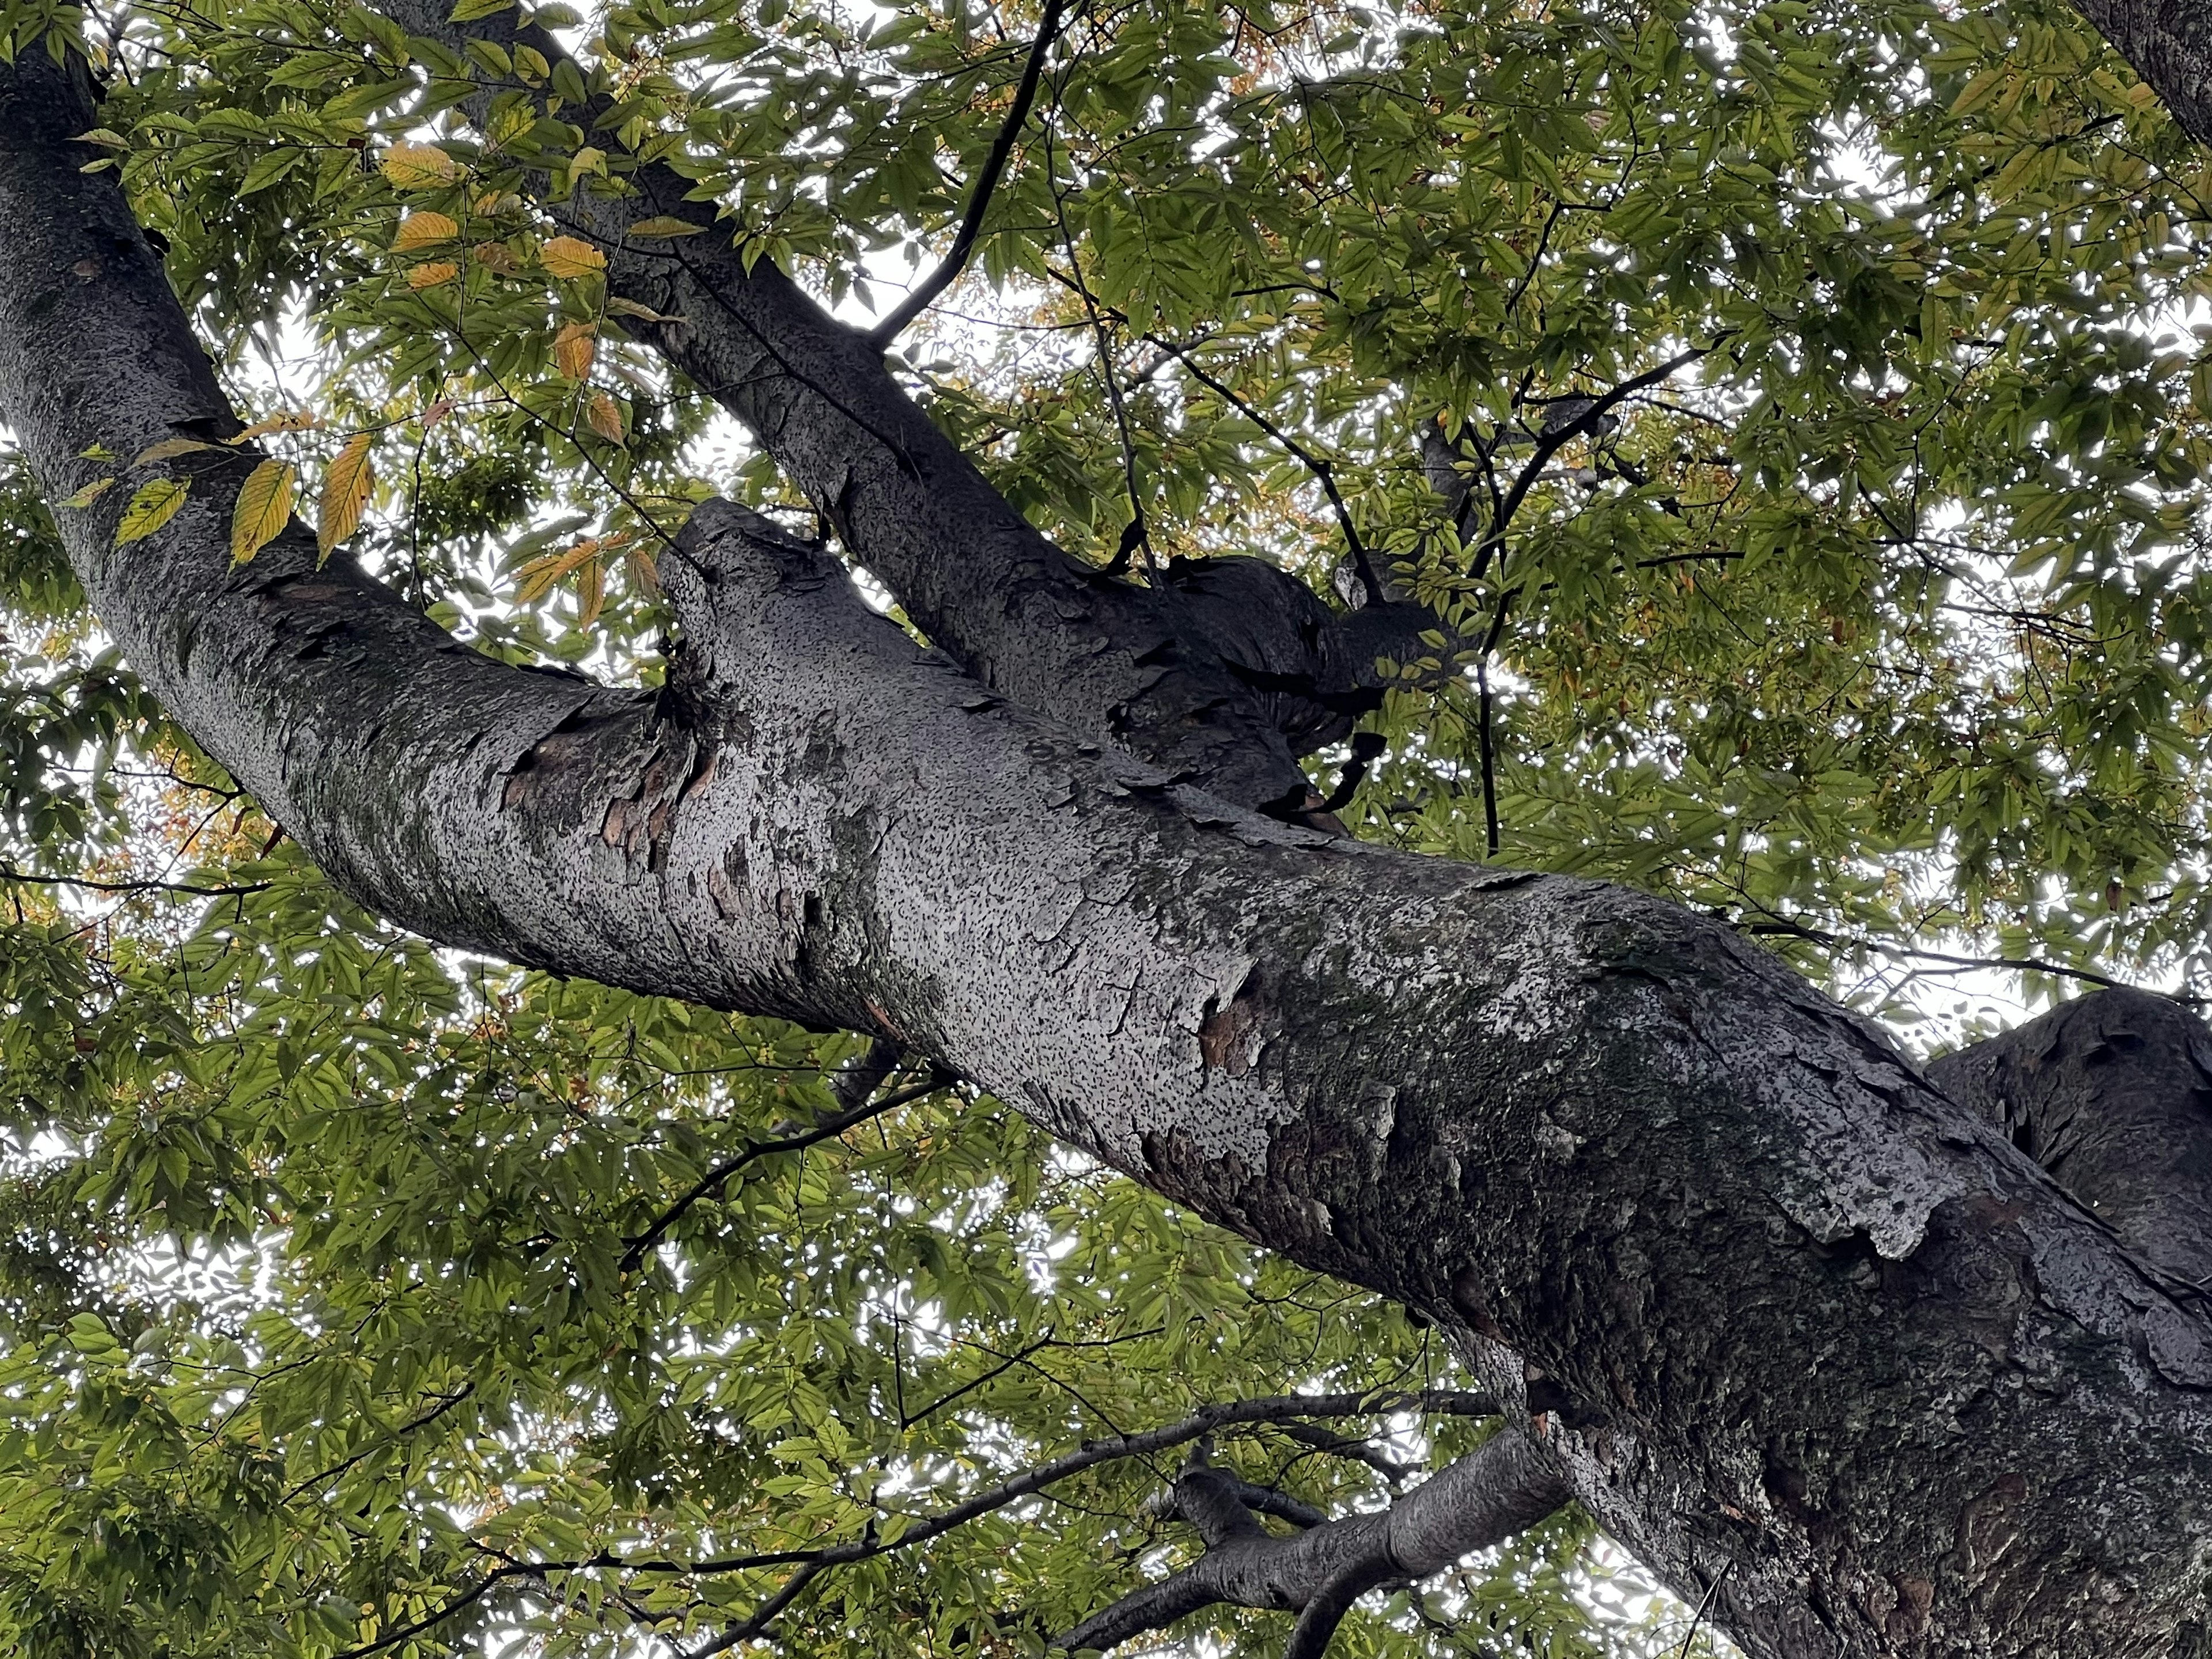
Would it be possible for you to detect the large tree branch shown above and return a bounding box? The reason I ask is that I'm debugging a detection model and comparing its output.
[1931,987,2212,1287]
[1053,1430,1569,1656]
[370,0,1420,814]
[12,45,2212,1659]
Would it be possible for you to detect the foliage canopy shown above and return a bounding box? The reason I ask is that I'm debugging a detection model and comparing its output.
[2,0,2211,1651]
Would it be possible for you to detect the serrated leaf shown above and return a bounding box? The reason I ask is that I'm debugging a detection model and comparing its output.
[132,437,217,467]
[64,477,115,509]
[319,433,376,559]
[393,211,460,252]
[626,215,704,238]
[230,459,296,565]
[576,552,606,630]
[450,0,513,18]
[516,535,613,603]
[540,235,606,279]
[381,143,458,188]
[554,321,597,380]
[115,478,190,546]
[585,391,624,444]
[230,410,321,444]
[407,262,460,289]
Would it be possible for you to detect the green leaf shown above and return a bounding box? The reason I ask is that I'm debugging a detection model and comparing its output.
[113,476,189,546]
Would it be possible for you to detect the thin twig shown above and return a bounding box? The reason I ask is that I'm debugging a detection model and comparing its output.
[867,0,1071,348]
[619,1073,948,1271]
[1150,335,1382,606]
[0,864,275,899]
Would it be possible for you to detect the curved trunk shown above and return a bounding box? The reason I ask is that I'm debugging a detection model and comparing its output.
[6,46,2212,1659]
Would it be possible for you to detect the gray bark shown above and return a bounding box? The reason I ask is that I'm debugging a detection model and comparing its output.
[9,44,2212,1659]
[2071,0,2212,147]
[1931,988,2212,1289]
[1054,1431,1570,1654]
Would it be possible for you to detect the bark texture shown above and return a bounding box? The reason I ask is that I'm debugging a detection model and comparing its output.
[10,44,2212,1659]
[2071,0,2212,146]
[1931,988,2212,1288]
[1054,1430,1570,1654]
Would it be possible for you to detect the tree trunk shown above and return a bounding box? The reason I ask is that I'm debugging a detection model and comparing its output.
[2070,0,2212,146]
[6,46,2212,1659]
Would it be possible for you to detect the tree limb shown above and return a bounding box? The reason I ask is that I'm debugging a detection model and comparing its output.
[1053,1430,1570,1656]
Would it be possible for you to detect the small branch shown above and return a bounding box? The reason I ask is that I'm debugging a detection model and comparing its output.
[0,863,276,899]
[1152,336,1382,607]
[866,0,1070,349]
[618,1071,948,1271]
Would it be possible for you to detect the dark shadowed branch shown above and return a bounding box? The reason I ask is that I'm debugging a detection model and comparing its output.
[1052,1429,1568,1656]
[866,0,1071,348]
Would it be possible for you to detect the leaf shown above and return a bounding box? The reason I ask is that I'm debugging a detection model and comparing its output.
[240,148,304,195]
[63,477,116,509]
[407,262,460,289]
[319,433,376,559]
[449,0,513,18]
[229,410,321,444]
[626,215,706,238]
[114,478,190,546]
[554,321,597,380]
[607,297,682,324]
[230,459,296,565]
[516,536,609,603]
[381,143,458,188]
[393,211,460,251]
[540,236,607,279]
[576,552,607,630]
[75,127,128,149]
[132,437,217,467]
[585,391,625,444]
[78,442,115,460]
[472,241,520,274]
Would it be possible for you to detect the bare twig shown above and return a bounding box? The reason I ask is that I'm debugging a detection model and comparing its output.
[866,0,1071,348]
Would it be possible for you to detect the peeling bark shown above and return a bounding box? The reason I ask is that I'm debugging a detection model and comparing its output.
[7,46,2212,1659]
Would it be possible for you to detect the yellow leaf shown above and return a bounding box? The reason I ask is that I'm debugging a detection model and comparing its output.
[577,554,606,630]
[115,477,190,547]
[229,410,321,444]
[554,321,597,380]
[540,235,606,279]
[381,143,458,188]
[472,241,518,273]
[64,476,116,509]
[626,215,705,238]
[585,391,625,444]
[230,459,296,565]
[570,146,606,179]
[319,433,376,559]
[132,437,216,467]
[624,541,660,597]
[516,537,607,604]
[607,297,681,324]
[75,127,128,149]
[393,211,460,251]
[407,261,460,289]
